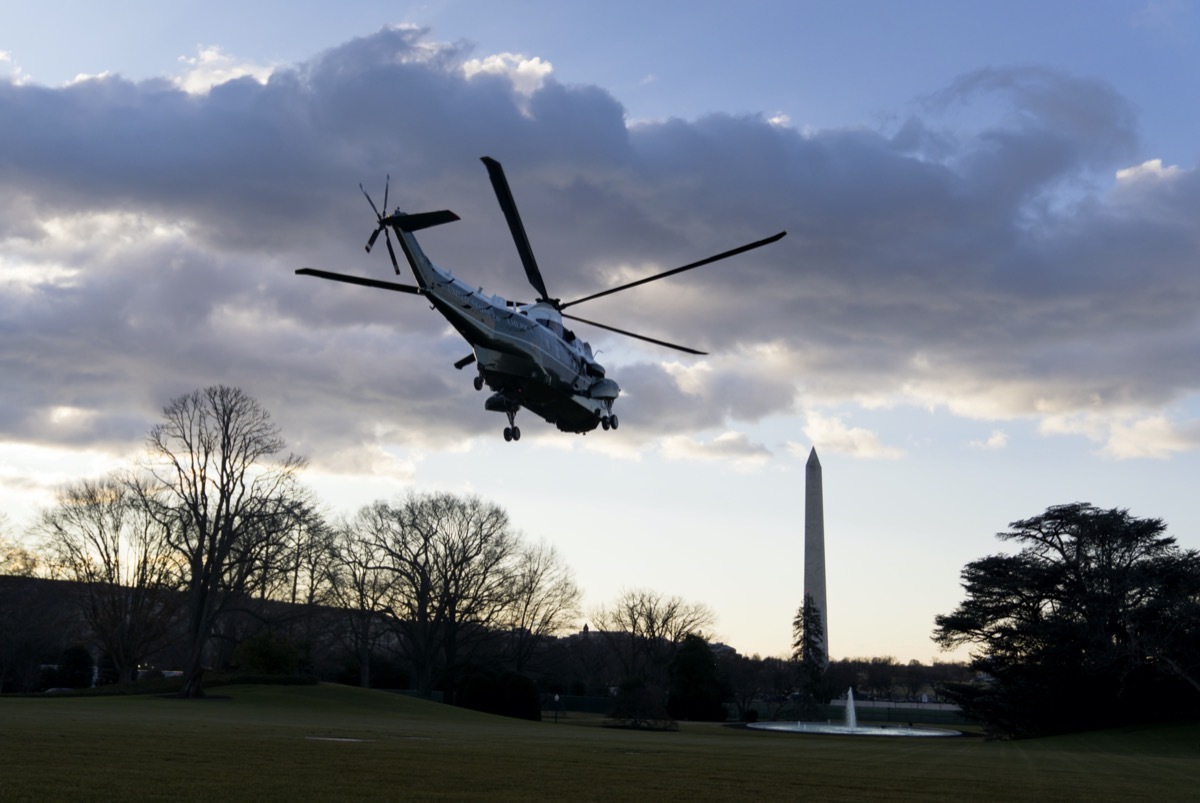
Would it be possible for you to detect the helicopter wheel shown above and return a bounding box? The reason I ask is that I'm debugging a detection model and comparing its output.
[610,414,618,430]
[473,375,484,391]
[601,416,610,431]
[512,426,521,441]
[503,427,513,442]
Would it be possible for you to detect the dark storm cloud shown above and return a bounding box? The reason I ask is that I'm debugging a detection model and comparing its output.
[2,26,1198,465]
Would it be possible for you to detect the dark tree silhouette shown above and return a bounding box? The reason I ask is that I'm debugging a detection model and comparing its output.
[503,540,581,674]
[591,588,715,684]
[363,492,519,702]
[934,502,1200,736]
[667,633,728,721]
[143,385,306,698]
[791,593,828,717]
[37,474,181,684]
[326,515,393,688]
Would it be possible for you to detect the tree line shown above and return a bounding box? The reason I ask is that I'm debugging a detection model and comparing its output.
[6,385,1195,736]
[0,387,587,702]
[1,385,971,724]
[0,386,741,714]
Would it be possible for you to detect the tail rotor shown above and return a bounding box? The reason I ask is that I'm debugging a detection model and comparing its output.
[361,176,402,274]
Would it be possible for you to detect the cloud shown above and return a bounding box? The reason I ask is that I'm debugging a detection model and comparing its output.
[660,431,772,468]
[969,429,1009,450]
[1116,158,1181,183]
[462,53,553,96]
[0,26,1198,479]
[0,50,29,85]
[1102,415,1200,459]
[173,45,276,94]
[796,412,904,459]
[1042,412,1200,459]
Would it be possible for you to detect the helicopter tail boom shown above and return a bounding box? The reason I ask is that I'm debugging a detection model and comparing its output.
[374,209,460,291]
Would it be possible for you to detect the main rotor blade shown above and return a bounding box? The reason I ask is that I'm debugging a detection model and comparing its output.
[481,156,551,302]
[296,268,422,295]
[359,183,382,219]
[559,230,787,310]
[561,312,707,355]
[384,231,401,275]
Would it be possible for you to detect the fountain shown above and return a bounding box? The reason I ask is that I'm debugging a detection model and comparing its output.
[746,688,960,737]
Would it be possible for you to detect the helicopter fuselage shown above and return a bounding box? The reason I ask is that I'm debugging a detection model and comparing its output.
[394,222,619,433]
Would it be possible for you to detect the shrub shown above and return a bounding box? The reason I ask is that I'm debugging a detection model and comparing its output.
[457,670,541,721]
[606,678,676,731]
[232,632,301,676]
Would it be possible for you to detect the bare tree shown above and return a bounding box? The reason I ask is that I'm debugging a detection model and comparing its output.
[1,515,40,578]
[36,473,181,683]
[503,540,581,673]
[863,656,900,700]
[237,497,331,609]
[717,650,762,722]
[142,385,306,697]
[326,512,394,687]
[278,502,335,610]
[591,588,716,684]
[366,492,519,701]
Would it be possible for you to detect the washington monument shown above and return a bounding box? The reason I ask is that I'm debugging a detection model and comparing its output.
[804,447,829,661]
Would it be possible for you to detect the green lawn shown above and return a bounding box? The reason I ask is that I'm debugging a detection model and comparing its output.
[0,684,1196,801]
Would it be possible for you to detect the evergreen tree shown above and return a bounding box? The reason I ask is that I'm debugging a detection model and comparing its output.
[666,634,728,721]
[934,503,1200,736]
[791,594,828,718]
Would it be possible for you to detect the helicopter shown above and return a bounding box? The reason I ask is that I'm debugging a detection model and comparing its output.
[297,157,786,442]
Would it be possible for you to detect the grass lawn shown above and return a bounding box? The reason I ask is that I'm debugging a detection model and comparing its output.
[1,684,1196,801]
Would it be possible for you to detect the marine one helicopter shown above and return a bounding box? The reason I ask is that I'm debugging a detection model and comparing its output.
[297,157,785,442]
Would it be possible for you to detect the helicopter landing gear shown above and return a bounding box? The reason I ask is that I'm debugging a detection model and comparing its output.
[473,374,484,391]
[503,409,521,442]
[600,413,619,431]
[485,392,522,442]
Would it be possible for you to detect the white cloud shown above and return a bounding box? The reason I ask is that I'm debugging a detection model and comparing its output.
[1101,415,1200,459]
[0,50,30,85]
[797,411,904,459]
[1115,158,1181,183]
[660,431,772,469]
[969,429,1009,450]
[0,441,132,528]
[68,70,113,85]
[462,52,553,96]
[1040,410,1200,460]
[173,45,275,94]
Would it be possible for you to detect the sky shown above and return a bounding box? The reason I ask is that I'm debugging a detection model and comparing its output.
[2,1,1199,663]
